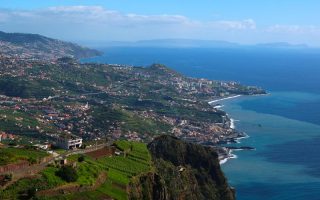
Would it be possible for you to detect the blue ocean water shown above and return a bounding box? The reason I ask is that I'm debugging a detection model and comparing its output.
[83,47,320,199]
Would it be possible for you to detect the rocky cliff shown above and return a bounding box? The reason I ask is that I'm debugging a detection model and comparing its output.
[129,135,235,200]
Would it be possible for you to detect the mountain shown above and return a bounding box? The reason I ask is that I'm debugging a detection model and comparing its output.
[87,39,240,48]
[82,39,313,50]
[129,135,235,200]
[135,39,239,48]
[0,31,101,60]
[255,42,309,49]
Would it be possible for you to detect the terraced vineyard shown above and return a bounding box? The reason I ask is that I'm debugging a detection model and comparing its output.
[60,141,152,200]
[92,141,153,199]
[0,141,152,200]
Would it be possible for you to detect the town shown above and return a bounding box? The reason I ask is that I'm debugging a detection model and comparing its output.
[0,54,265,150]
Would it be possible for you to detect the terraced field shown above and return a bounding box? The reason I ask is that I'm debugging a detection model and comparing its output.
[0,141,152,200]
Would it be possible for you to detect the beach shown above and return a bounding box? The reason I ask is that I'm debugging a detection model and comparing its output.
[208,95,242,104]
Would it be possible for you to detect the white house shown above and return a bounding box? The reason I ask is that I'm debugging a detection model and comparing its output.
[55,134,82,150]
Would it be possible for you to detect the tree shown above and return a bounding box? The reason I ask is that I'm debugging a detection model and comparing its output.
[56,166,78,182]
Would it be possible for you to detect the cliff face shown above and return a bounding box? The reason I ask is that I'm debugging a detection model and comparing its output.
[129,172,168,200]
[129,135,235,200]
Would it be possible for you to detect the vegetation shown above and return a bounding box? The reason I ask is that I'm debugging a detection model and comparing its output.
[92,106,172,138]
[143,135,236,200]
[78,155,85,162]
[56,166,79,182]
[0,109,39,133]
[0,141,153,200]
[0,147,48,166]
[115,140,152,164]
[0,177,46,199]
[0,137,236,200]
[0,76,55,98]
[0,32,263,200]
[64,141,152,200]
[42,167,66,187]
[0,30,101,59]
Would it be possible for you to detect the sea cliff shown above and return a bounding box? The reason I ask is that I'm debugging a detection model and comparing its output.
[129,135,235,200]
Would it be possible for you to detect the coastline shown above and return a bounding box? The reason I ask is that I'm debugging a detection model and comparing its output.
[208,95,249,165]
[208,95,242,104]
[219,150,237,165]
[230,118,236,129]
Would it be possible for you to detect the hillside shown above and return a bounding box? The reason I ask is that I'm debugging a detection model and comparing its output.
[0,52,264,199]
[0,137,235,200]
[129,135,235,200]
[0,31,101,60]
[0,55,265,145]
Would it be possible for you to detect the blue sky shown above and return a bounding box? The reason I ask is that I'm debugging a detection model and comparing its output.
[1,0,320,46]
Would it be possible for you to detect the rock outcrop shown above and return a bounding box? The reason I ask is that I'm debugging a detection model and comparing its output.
[129,135,235,200]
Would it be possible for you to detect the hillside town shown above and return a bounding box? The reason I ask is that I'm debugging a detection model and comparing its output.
[0,54,265,149]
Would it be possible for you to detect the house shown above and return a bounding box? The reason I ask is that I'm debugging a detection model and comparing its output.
[0,132,15,141]
[55,134,82,150]
[33,144,50,150]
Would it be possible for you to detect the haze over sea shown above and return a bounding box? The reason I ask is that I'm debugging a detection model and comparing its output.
[83,46,320,200]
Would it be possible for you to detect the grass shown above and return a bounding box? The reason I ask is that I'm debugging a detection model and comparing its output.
[76,159,101,186]
[107,168,130,185]
[54,148,67,155]
[0,147,48,166]
[41,155,103,187]
[46,179,127,200]
[96,180,128,200]
[115,140,152,164]
[42,167,66,187]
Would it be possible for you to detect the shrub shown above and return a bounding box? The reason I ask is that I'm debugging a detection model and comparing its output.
[78,155,85,162]
[56,166,78,182]
[28,157,37,164]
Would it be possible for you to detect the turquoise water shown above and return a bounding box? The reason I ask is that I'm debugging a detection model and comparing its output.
[222,93,320,200]
[83,47,320,199]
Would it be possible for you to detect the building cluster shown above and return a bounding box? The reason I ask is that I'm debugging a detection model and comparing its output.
[0,55,265,150]
[0,132,16,142]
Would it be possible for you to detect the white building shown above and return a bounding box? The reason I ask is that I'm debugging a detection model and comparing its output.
[55,135,82,150]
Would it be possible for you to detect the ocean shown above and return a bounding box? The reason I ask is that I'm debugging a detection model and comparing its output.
[83,46,320,200]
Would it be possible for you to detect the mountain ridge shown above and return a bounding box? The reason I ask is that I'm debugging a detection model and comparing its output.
[0,31,101,60]
[80,38,311,49]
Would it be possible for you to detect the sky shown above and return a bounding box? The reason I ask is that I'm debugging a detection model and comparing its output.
[1,0,320,46]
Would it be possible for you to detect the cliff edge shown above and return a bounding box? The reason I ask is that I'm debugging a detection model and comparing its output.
[129,135,235,200]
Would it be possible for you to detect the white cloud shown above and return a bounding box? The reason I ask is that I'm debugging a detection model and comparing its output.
[0,6,257,42]
[266,24,320,34]
[1,6,319,45]
[214,19,256,30]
